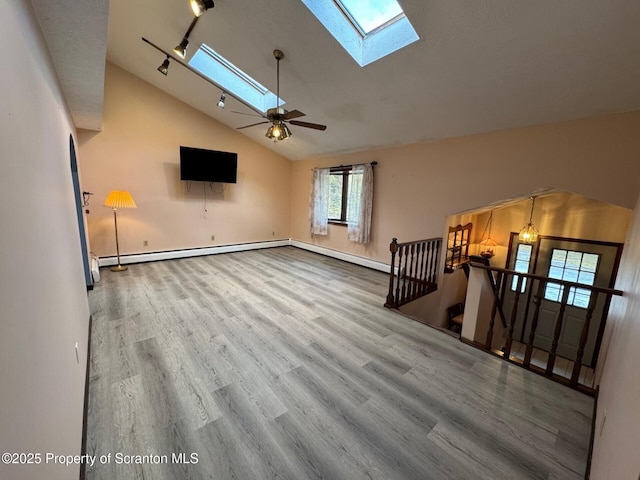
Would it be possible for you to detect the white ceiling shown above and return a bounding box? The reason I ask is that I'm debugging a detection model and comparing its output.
[32,0,640,160]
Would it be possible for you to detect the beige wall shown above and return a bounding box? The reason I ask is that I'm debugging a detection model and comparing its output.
[0,1,91,479]
[290,112,640,265]
[78,63,292,258]
[590,188,640,479]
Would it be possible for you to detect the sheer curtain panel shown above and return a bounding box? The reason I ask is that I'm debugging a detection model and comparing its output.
[309,167,330,235]
[347,163,373,243]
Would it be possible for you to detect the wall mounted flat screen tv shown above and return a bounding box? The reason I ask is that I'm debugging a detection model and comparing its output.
[180,146,238,183]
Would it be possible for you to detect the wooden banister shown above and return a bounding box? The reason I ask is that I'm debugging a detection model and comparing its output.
[385,237,442,308]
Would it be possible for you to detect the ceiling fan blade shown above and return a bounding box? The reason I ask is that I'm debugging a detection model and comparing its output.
[236,121,270,130]
[288,120,327,131]
[232,110,266,118]
[282,109,305,120]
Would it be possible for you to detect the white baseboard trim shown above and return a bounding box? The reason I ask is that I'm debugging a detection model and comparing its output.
[290,240,391,273]
[99,240,290,267]
[99,238,391,274]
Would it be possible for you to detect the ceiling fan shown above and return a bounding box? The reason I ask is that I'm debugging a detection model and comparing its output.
[235,49,327,142]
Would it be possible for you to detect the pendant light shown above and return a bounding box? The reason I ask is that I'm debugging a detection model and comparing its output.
[519,196,539,244]
[479,210,497,257]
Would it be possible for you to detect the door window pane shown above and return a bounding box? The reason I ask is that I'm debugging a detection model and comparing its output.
[544,249,600,308]
[511,244,532,292]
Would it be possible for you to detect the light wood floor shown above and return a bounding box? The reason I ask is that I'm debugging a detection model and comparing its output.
[86,247,593,480]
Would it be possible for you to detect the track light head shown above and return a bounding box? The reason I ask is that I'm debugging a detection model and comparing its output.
[157,57,170,75]
[190,0,214,17]
[173,38,189,59]
[217,92,226,109]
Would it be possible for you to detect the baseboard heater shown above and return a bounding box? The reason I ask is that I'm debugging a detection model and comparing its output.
[90,254,100,283]
[98,239,391,274]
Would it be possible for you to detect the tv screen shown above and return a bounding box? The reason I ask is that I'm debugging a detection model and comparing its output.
[179,146,238,183]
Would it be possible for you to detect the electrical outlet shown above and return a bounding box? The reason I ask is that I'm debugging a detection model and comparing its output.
[211,235,215,241]
[143,240,149,247]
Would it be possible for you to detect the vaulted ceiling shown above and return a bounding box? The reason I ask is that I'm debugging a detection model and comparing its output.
[31,0,640,160]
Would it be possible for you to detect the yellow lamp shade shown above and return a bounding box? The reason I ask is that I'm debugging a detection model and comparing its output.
[104,191,137,209]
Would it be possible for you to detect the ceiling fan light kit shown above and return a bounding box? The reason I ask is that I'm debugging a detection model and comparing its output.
[236,49,327,142]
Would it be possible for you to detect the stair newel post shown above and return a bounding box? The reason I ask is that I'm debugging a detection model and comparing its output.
[570,292,599,385]
[385,238,398,307]
[546,285,571,375]
[524,278,546,366]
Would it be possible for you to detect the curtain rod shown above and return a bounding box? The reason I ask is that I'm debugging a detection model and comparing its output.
[313,161,377,171]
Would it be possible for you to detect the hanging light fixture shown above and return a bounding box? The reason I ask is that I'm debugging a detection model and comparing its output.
[479,210,498,257]
[157,56,170,76]
[217,92,226,109]
[519,196,539,244]
[190,0,214,17]
[264,50,291,142]
[265,122,291,142]
[173,17,199,59]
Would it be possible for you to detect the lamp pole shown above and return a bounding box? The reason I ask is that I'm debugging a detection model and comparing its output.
[111,207,127,272]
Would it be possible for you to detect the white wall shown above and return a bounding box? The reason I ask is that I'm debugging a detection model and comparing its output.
[0,1,91,479]
[590,186,640,479]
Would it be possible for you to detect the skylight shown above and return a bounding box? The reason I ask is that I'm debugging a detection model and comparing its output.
[338,0,403,35]
[300,0,419,67]
[189,44,283,113]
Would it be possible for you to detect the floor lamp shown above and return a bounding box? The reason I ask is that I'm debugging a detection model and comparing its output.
[104,190,137,272]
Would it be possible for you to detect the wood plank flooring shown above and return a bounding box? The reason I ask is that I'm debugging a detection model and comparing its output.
[86,247,593,480]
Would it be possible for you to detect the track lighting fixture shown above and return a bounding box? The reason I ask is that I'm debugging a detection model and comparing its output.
[157,56,170,75]
[217,92,226,109]
[190,0,214,17]
[173,37,189,59]
[173,17,199,59]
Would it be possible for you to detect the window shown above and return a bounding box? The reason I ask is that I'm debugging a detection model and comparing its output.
[511,243,533,292]
[189,44,283,113]
[544,249,599,308]
[299,0,419,67]
[328,167,359,223]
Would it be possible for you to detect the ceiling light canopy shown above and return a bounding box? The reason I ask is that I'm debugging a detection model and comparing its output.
[217,92,226,108]
[190,0,214,17]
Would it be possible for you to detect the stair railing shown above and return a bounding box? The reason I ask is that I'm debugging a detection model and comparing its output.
[469,262,623,391]
[385,237,442,308]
